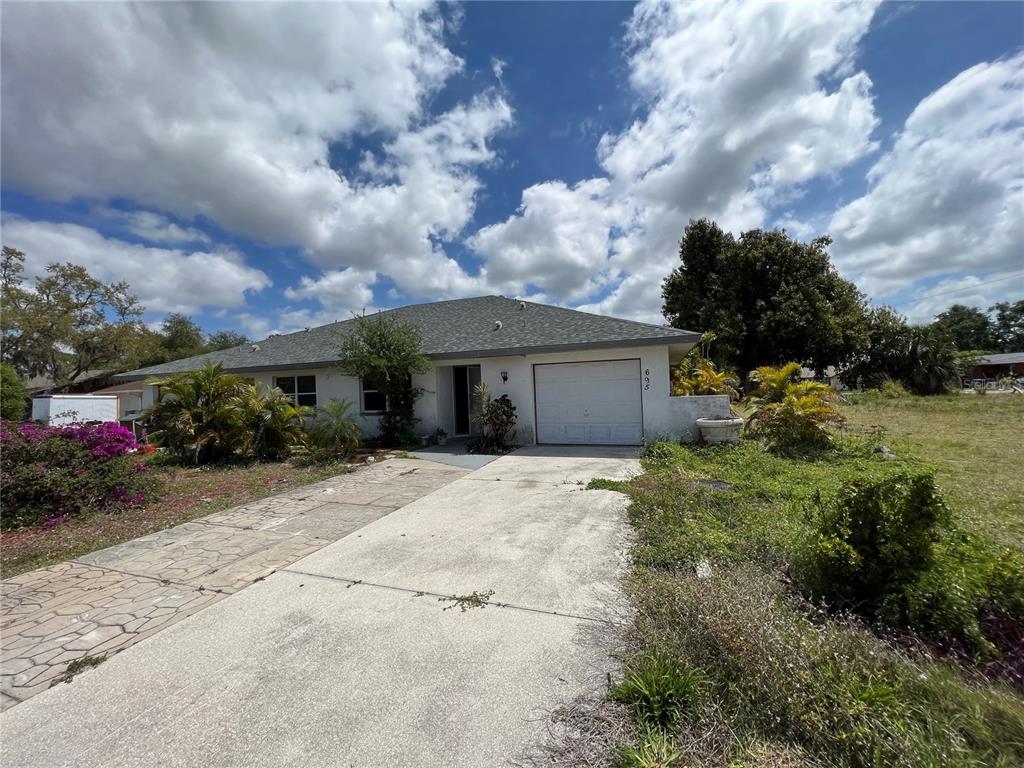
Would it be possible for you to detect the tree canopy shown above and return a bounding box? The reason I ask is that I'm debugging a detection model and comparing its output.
[932,304,994,351]
[1,246,249,384]
[842,306,958,395]
[336,313,430,445]
[1,246,145,384]
[662,220,869,377]
[990,300,1024,352]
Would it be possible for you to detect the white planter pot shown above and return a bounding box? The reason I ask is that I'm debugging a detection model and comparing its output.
[696,416,744,445]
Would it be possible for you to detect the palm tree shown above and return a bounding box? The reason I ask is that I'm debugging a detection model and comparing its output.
[228,383,307,461]
[146,363,246,464]
[306,399,362,460]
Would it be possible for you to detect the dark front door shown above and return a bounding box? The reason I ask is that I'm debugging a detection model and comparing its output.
[454,366,470,435]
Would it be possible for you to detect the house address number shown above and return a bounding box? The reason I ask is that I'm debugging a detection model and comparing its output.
[643,368,651,390]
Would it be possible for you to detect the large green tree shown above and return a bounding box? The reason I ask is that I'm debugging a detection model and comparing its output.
[932,304,994,351]
[842,306,958,395]
[336,313,430,445]
[990,300,1024,352]
[662,220,869,377]
[206,330,249,351]
[0,362,28,421]
[1,246,145,384]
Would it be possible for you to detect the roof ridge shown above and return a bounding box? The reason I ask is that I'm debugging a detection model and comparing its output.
[516,297,692,334]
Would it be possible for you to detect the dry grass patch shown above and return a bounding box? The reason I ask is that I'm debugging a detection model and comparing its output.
[842,394,1024,550]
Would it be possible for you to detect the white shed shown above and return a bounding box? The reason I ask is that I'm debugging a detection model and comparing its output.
[30,395,119,426]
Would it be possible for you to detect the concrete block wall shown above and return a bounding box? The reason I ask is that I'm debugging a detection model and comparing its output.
[664,395,733,443]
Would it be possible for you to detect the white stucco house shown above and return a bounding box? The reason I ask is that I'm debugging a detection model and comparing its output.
[116,296,731,445]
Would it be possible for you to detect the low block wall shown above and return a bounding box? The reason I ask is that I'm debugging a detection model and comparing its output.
[665,395,733,443]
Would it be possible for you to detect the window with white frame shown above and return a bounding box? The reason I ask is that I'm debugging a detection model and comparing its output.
[274,375,317,407]
[360,378,386,413]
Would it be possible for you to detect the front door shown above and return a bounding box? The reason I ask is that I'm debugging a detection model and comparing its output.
[452,365,482,436]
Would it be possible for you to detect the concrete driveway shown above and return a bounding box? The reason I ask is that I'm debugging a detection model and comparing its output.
[1,446,639,767]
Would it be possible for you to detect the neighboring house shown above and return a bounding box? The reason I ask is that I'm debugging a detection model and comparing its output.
[799,366,843,390]
[117,296,727,445]
[24,369,113,396]
[90,380,147,420]
[971,352,1024,383]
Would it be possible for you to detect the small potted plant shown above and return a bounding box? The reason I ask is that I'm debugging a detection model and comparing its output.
[434,427,448,446]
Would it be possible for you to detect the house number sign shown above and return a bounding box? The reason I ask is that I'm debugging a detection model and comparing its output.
[643,369,651,390]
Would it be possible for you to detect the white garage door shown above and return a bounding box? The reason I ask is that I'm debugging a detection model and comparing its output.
[534,360,643,445]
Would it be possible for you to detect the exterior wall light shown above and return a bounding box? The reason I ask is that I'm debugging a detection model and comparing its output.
[500,371,509,383]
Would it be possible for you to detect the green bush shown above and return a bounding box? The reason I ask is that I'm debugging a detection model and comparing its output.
[795,471,951,617]
[306,400,362,461]
[879,378,909,398]
[228,383,306,461]
[467,383,517,454]
[1,421,155,530]
[147,363,306,464]
[0,363,27,421]
[744,365,844,454]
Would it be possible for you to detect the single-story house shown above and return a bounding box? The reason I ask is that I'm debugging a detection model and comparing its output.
[116,296,732,445]
[970,352,1024,382]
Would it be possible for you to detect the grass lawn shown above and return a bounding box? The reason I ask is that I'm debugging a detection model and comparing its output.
[582,393,1024,768]
[842,393,1024,550]
[0,459,352,578]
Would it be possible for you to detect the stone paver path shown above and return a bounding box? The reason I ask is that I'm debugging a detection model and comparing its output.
[0,458,467,709]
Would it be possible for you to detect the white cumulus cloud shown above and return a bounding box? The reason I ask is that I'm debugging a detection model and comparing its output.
[2,216,270,314]
[829,53,1024,300]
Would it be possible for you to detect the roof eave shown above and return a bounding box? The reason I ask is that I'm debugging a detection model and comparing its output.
[113,334,700,380]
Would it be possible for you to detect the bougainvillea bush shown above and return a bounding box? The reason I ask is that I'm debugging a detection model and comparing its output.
[0,421,156,530]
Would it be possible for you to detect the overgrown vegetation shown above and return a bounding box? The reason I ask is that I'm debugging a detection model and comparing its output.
[335,313,430,446]
[743,363,844,454]
[467,382,518,454]
[1,420,156,530]
[598,403,1024,766]
[0,361,27,420]
[146,363,306,464]
[304,399,363,462]
[670,340,740,399]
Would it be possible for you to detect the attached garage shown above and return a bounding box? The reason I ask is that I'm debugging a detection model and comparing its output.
[534,359,643,445]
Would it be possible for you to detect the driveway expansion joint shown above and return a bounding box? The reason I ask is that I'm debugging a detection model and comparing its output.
[280,567,616,625]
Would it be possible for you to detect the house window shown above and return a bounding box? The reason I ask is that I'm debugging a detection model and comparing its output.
[360,379,387,413]
[274,375,317,407]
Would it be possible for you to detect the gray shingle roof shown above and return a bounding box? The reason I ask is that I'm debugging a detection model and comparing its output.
[116,296,699,380]
[979,352,1024,365]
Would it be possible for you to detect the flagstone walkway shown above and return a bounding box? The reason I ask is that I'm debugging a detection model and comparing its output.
[0,458,468,709]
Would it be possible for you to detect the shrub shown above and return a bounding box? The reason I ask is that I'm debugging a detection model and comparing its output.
[0,362,27,421]
[146,363,248,464]
[228,383,306,461]
[671,356,740,400]
[467,383,517,454]
[0,420,155,530]
[795,471,951,618]
[305,399,362,462]
[147,363,308,464]
[745,380,844,454]
[335,313,430,446]
[879,378,909,399]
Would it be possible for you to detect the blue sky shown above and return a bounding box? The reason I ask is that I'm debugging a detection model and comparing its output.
[2,1,1021,339]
